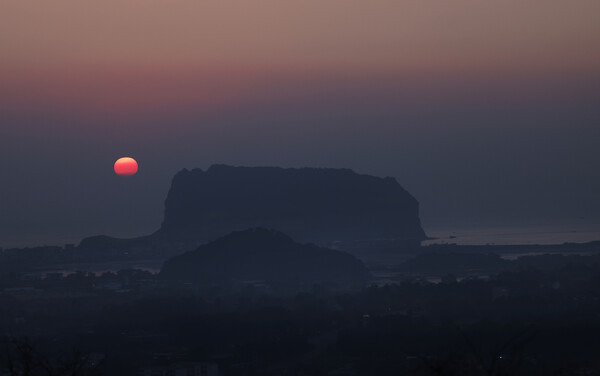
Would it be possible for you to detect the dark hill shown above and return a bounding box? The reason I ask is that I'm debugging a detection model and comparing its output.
[159,228,369,286]
[155,164,426,245]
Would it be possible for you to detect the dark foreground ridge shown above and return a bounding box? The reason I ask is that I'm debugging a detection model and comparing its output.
[155,164,426,245]
[160,228,369,288]
[2,241,600,375]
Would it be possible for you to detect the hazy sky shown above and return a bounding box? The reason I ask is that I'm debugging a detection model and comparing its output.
[1,1,599,246]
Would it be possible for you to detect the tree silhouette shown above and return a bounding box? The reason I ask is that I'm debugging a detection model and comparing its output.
[1,337,104,376]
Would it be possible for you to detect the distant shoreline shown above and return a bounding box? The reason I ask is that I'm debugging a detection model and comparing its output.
[5,220,600,249]
[3,240,599,278]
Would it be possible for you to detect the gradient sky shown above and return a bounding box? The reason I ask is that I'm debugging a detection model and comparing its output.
[1,1,600,247]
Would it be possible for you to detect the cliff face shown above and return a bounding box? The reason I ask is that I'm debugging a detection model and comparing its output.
[156,165,426,245]
[160,228,369,286]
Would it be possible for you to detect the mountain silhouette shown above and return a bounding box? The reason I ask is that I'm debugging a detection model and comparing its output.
[77,164,426,258]
[160,228,369,286]
[155,164,426,246]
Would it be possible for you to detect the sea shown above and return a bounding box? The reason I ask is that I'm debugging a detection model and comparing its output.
[421,220,600,246]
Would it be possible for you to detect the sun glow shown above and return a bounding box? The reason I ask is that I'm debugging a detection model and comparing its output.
[114,157,138,176]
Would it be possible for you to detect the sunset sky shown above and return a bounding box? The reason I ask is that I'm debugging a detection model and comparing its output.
[1,1,599,246]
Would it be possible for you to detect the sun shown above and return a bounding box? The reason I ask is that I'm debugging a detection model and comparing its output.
[114,157,138,176]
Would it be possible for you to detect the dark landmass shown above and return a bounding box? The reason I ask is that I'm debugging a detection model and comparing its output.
[155,164,426,245]
[425,240,600,254]
[160,228,369,289]
[0,164,428,269]
[397,248,600,275]
[2,165,600,374]
[364,241,600,284]
[2,248,600,375]
[2,239,600,275]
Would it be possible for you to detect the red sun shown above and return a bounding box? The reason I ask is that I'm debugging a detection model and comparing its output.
[114,157,138,176]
